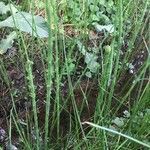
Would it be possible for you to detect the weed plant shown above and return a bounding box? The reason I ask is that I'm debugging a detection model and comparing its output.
[0,0,149,149]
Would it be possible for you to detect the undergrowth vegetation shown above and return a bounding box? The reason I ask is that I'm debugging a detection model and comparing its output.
[0,0,149,149]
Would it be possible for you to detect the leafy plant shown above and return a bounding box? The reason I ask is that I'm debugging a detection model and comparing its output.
[0,11,49,38]
[93,22,114,33]
[77,40,100,74]
[60,0,115,25]
[0,31,17,54]
[0,2,18,15]
[0,2,49,55]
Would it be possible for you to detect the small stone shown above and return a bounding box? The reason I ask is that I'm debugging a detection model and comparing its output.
[129,69,134,74]
[123,110,130,118]
[137,55,140,58]
[141,50,145,53]
[137,61,143,65]
[140,55,144,58]
[0,127,6,142]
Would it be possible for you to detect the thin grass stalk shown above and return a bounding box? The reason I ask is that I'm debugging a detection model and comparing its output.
[119,0,149,77]
[44,0,54,149]
[9,93,31,149]
[26,60,40,148]
[11,112,32,149]
[18,31,40,149]
[9,5,40,147]
[10,94,31,149]
[0,59,10,87]
[64,50,86,139]
[114,58,149,115]
[103,45,114,115]
[8,109,12,149]
[62,33,87,143]
[15,32,40,149]
[83,122,150,148]
[52,1,61,139]
[106,0,123,116]
[100,49,113,116]
[94,0,123,122]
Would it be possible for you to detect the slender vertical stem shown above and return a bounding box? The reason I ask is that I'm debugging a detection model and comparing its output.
[44,0,54,149]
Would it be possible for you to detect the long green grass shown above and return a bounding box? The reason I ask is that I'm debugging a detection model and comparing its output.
[0,0,149,149]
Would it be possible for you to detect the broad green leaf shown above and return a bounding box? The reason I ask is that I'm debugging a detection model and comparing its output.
[98,0,105,6]
[85,52,100,73]
[90,14,99,21]
[85,71,92,78]
[68,63,75,74]
[77,40,100,73]
[112,117,124,127]
[89,5,99,12]
[0,12,49,38]
[0,2,18,14]
[0,31,17,55]
[93,22,114,33]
